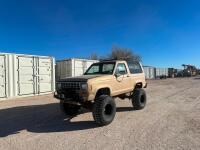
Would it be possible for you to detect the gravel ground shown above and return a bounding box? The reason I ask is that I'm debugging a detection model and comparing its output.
[0,77,200,150]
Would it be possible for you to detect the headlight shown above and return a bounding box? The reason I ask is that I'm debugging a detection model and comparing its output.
[57,83,61,89]
[81,83,88,90]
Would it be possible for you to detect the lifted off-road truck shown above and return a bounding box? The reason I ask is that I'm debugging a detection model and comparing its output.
[55,60,147,126]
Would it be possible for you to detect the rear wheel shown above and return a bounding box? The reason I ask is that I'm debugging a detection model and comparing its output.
[60,101,81,115]
[92,95,116,126]
[132,89,147,110]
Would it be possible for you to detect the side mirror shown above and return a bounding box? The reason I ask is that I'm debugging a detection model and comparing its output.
[115,73,121,78]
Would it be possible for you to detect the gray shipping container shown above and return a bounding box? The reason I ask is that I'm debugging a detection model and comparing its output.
[56,58,98,80]
[155,68,168,78]
[0,53,55,100]
[143,66,156,79]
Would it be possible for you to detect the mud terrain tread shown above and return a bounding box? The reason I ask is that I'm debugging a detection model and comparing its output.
[93,95,116,126]
[132,88,147,110]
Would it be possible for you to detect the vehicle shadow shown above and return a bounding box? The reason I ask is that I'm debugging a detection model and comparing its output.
[0,103,97,137]
[0,103,134,137]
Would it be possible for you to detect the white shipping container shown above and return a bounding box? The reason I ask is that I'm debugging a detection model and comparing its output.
[0,53,55,100]
[143,66,155,79]
[56,58,98,80]
[0,55,6,98]
[156,68,168,78]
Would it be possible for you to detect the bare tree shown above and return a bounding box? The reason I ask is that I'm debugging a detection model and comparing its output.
[89,53,98,60]
[108,45,141,61]
[87,46,141,61]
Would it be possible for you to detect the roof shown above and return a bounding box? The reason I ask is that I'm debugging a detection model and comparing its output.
[99,59,128,63]
[0,52,54,58]
[99,59,140,62]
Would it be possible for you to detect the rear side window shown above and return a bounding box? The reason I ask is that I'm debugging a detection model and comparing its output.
[128,61,143,74]
[115,63,127,75]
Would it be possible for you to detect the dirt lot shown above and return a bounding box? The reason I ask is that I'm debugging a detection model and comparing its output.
[0,77,200,150]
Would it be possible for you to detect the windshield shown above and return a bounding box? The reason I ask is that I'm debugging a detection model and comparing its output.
[84,62,116,75]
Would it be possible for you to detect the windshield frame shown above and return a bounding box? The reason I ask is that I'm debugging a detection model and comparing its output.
[84,62,116,75]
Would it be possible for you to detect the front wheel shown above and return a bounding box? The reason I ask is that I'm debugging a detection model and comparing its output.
[132,89,147,110]
[92,95,116,126]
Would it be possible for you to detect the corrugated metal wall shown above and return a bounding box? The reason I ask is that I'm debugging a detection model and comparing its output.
[0,55,6,98]
[0,53,55,100]
[143,66,169,79]
[73,59,97,76]
[56,58,98,80]
[155,68,168,78]
[55,60,72,80]
[143,66,156,79]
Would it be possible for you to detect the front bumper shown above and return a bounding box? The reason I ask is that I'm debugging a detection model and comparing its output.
[54,90,89,104]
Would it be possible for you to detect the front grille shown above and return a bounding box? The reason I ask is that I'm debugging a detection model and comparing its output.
[61,82,81,90]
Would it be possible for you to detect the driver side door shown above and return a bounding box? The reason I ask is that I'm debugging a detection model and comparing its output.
[112,63,132,95]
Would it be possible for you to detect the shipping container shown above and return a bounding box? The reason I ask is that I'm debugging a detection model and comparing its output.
[0,53,55,100]
[168,68,175,78]
[56,58,98,80]
[155,68,168,78]
[143,66,156,79]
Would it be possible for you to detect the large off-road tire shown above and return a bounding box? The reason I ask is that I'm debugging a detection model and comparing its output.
[92,95,116,126]
[60,101,81,116]
[132,88,147,110]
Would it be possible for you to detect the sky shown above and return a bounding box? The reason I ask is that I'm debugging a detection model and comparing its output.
[0,0,200,68]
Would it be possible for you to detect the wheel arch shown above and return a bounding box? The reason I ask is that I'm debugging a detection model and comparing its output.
[95,87,111,98]
[135,82,143,89]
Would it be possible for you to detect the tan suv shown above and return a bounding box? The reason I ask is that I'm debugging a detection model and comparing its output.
[55,60,147,126]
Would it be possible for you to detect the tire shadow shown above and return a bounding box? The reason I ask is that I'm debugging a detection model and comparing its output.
[117,107,135,112]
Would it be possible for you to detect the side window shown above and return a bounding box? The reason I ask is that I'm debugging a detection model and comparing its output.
[116,63,127,75]
[128,61,142,74]
[102,64,115,74]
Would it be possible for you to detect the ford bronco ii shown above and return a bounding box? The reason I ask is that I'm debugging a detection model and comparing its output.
[55,60,147,126]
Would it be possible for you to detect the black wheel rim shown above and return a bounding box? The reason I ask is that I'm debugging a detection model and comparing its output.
[140,95,145,105]
[104,104,113,116]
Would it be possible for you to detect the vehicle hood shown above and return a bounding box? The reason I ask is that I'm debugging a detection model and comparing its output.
[58,75,103,82]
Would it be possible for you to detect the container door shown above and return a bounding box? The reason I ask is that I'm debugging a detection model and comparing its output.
[82,60,88,74]
[0,55,6,98]
[143,67,149,79]
[38,58,52,93]
[85,61,94,73]
[18,56,35,95]
[74,60,84,76]
[149,68,153,79]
